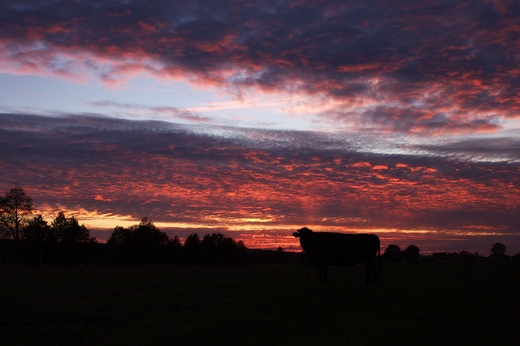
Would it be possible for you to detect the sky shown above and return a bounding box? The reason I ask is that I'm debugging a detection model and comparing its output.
[1,0,520,254]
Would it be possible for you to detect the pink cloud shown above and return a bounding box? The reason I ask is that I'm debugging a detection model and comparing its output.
[1,114,519,251]
[1,0,520,133]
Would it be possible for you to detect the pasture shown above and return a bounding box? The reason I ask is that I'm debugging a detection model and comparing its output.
[2,261,520,345]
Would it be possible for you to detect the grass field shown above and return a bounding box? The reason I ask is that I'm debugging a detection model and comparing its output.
[2,261,520,345]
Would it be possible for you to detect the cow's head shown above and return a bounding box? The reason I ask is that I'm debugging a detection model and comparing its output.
[293,227,313,238]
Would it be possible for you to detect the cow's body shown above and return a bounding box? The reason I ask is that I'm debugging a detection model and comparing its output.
[293,227,382,284]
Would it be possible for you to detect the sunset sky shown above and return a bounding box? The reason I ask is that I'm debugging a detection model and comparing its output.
[1,0,519,254]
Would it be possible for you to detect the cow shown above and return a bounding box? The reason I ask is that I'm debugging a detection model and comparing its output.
[293,227,382,284]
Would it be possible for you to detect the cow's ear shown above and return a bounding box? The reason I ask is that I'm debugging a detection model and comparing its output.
[292,232,300,238]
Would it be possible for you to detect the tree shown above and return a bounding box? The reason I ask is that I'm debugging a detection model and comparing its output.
[132,218,169,247]
[275,246,285,263]
[383,244,401,262]
[51,211,95,243]
[403,245,420,263]
[107,226,134,265]
[107,226,132,246]
[0,219,9,239]
[22,215,54,266]
[184,233,201,247]
[22,215,52,242]
[47,212,96,265]
[64,217,92,243]
[51,211,68,242]
[132,218,169,264]
[198,232,245,267]
[459,250,473,261]
[167,235,183,263]
[184,233,201,262]
[107,218,169,265]
[0,187,34,241]
[491,243,506,257]
[170,235,181,247]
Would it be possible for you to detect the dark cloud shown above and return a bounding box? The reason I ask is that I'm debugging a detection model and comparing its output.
[1,113,519,249]
[2,0,520,132]
[415,137,520,162]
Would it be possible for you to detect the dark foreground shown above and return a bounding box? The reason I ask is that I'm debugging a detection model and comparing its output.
[2,261,520,345]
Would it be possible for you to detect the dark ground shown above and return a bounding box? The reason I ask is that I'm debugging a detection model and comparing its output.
[2,261,520,345]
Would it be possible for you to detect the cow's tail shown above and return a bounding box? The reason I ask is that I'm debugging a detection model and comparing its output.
[378,240,383,283]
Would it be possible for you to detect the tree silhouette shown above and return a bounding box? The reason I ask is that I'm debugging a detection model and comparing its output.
[403,245,420,262]
[22,215,52,242]
[132,218,169,264]
[167,235,182,263]
[170,235,181,247]
[67,217,92,243]
[200,232,243,267]
[458,250,482,261]
[0,187,34,241]
[52,211,94,243]
[48,212,96,265]
[184,233,201,247]
[491,243,506,257]
[107,226,132,246]
[184,233,201,262]
[383,244,402,262]
[107,218,169,265]
[275,246,285,263]
[107,226,134,265]
[21,215,53,266]
[459,250,472,260]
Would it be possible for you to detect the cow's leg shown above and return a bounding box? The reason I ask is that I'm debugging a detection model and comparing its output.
[363,262,371,284]
[372,259,378,284]
[364,261,378,284]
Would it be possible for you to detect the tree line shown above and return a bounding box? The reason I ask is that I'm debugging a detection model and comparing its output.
[382,244,421,263]
[106,218,247,266]
[381,242,515,262]
[0,187,249,266]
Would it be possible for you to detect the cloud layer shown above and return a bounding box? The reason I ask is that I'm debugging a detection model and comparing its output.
[1,113,519,252]
[2,0,520,133]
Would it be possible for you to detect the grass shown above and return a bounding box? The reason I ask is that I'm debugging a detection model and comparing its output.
[2,261,520,345]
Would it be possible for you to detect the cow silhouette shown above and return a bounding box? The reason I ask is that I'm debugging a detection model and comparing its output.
[293,227,382,283]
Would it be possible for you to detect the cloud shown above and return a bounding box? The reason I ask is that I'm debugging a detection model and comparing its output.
[1,113,519,243]
[88,100,212,123]
[415,136,520,162]
[2,1,520,133]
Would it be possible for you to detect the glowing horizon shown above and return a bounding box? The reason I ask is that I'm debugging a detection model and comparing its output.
[30,205,520,256]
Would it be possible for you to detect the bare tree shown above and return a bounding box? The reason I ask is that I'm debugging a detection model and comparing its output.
[0,187,34,241]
